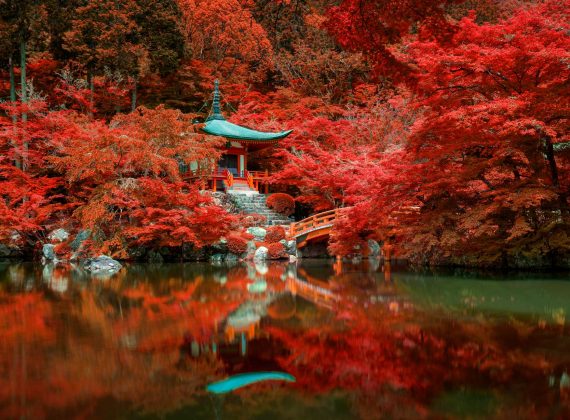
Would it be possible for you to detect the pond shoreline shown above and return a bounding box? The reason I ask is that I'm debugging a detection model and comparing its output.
[2,256,569,275]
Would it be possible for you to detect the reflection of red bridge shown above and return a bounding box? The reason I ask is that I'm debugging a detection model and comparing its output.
[222,275,338,355]
[286,268,339,309]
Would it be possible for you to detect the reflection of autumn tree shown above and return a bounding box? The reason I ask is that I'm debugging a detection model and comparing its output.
[0,262,568,417]
[0,265,260,417]
[267,296,558,418]
[0,293,56,418]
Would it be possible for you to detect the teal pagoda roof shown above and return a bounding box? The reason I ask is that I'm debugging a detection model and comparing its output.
[203,119,293,141]
[202,80,292,142]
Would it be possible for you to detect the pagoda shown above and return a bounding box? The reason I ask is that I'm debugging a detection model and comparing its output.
[197,80,292,193]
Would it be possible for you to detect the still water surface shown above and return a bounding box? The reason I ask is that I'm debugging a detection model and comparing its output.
[0,260,569,419]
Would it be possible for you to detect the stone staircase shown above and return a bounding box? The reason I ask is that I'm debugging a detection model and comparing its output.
[228,182,293,226]
[227,180,256,194]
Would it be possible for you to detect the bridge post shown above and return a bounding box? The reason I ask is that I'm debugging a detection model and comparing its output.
[226,326,235,342]
[247,323,255,339]
[383,240,393,262]
[334,255,342,275]
[383,260,392,283]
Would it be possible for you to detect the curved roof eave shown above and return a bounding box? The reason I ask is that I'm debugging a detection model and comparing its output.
[202,119,293,141]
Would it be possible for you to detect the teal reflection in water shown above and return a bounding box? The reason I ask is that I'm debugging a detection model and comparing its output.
[207,372,296,394]
[0,260,569,419]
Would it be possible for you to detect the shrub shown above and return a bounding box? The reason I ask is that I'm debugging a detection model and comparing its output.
[241,232,254,241]
[226,233,249,255]
[53,241,71,258]
[265,226,286,243]
[242,213,267,228]
[266,193,295,216]
[267,242,287,259]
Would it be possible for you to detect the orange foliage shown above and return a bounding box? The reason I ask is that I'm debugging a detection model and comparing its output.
[49,105,234,255]
[226,232,249,255]
[267,242,287,259]
[265,225,286,243]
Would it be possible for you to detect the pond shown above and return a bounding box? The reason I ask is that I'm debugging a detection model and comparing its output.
[0,259,569,419]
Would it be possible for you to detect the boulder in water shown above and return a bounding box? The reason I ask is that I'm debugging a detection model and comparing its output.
[247,227,267,241]
[254,246,268,261]
[48,228,69,243]
[210,253,225,264]
[82,255,122,277]
[367,239,381,257]
[43,244,56,261]
[280,239,297,255]
[0,243,22,259]
[71,229,91,251]
[245,240,257,259]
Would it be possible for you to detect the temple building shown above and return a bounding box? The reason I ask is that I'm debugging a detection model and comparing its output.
[189,80,292,193]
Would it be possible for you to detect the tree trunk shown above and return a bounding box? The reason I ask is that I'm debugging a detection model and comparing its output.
[543,135,559,188]
[543,134,569,215]
[131,79,137,112]
[9,56,21,169]
[88,69,94,118]
[20,40,28,172]
[9,56,16,103]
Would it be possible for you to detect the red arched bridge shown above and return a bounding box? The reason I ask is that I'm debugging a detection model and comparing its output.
[288,209,344,249]
[288,206,420,249]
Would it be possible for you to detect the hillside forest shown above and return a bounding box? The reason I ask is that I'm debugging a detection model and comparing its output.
[1,0,569,268]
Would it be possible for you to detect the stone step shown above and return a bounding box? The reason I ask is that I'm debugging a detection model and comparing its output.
[243,212,284,217]
[230,192,291,225]
[240,207,274,212]
[241,208,274,211]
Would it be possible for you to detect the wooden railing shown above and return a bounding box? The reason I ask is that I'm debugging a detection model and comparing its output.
[244,170,255,189]
[289,209,339,238]
[225,169,234,188]
[183,167,274,193]
[247,169,269,179]
[286,277,339,308]
[288,205,422,249]
[249,169,270,193]
[185,168,268,181]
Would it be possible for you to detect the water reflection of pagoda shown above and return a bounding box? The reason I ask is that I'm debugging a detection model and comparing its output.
[184,260,401,363]
[187,263,340,359]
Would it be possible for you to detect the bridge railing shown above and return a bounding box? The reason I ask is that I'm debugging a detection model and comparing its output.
[289,205,421,238]
[286,277,339,308]
[289,209,339,238]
